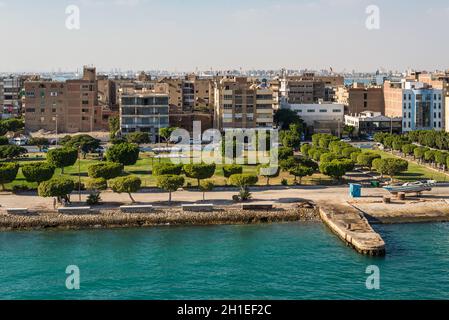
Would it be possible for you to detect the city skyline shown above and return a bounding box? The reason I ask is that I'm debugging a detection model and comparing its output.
[0,0,448,72]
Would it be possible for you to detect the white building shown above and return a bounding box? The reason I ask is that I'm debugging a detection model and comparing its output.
[345,111,402,136]
[282,101,345,135]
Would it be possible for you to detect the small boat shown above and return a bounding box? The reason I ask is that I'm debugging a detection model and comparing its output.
[383,180,436,194]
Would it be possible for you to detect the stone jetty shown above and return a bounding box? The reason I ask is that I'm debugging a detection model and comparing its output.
[319,202,385,256]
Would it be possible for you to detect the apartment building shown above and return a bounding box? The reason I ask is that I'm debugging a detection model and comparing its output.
[1,77,22,119]
[384,80,444,132]
[335,83,385,114]
[24,67,111,133]
[119,84,169,142]
[159,75,214,132]
[214,77,274,131]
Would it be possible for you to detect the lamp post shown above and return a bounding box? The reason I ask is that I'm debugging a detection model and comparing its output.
[55,114,59,147]
[78,146,82,202]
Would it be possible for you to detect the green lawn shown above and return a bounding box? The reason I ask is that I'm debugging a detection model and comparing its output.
[5,152,334,190]
[364,149,449,182]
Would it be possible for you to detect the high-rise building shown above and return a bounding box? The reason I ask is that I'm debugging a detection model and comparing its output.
[384,80,444,132]
[214,77,274,131]
[336,83,385,115]
[24,67,112,133]
[119,84,169,142]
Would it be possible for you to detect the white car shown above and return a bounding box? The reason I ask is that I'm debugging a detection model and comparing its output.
[340,138,352,142]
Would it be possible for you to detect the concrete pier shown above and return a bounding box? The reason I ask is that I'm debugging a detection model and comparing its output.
[319,203,385,256]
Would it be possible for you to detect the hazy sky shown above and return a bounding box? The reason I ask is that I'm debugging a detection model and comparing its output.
[0,0,448,72]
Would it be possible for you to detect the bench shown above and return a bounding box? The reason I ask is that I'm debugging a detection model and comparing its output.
[6,208,29,215]
[120,205,154,214]
[182,204,214,212]
[241,203,274,211]
[58,206,92,215]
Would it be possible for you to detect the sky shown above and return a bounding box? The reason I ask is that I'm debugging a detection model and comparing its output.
[0,0,448,73]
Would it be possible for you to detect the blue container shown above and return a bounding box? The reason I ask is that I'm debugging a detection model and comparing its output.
[349,184,362,198]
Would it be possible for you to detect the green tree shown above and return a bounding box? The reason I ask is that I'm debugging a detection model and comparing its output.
[278,146,294,161]
[47,148,78,174]
[183,163,216,186]
[106,142,140,166]
[435,151,448,168]
[229,174,258,201]
[159,127,178,146]
[414,147,428,161]
[372,158,408,182]
[0,145,27,160]
[319,160,348,181]
[28,137,50,151]
[108,116,120,139]
[258,164,280,185]
[199,180,214,201]
[38,177,74,204]
[0,136,9,145]
[401,144,416,156]
[61,135,101,158]
[21,162,55,186]
[85,177,108,205]
[157,175,185,204]
[424,150,436,163]
[300,143,311,156]
[152,163,183,176]
[341,147,360,159]
[289,165,314,184]
[109,176,142,203]
[274,108,304,130]
[357,153,381,170]
[126,132,150,145]
[87,162,123,180]
[0,118,24,134]
[0,163,19,190]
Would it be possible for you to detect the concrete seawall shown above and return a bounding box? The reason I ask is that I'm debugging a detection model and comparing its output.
[319,203,385,256]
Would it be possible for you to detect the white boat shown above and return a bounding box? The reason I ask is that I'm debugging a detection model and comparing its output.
[383,180,436,194]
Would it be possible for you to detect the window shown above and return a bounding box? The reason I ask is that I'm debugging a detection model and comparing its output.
[50,92,58,97]
[403,94,407,100]
[319,109,327,113]
[332,109,341,113]
[307,109,315,113]
[404,113,407,118]
[223,95,233,100]
[223,104,233,109]
[408,112,411,118]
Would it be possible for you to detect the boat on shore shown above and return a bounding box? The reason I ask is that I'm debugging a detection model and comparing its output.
[383,180,436,194]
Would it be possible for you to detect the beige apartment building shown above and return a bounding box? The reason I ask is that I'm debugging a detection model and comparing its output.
[214,77,274,131]
[336,83,385,115]
[24,67,112,133]
[159,75,214,132]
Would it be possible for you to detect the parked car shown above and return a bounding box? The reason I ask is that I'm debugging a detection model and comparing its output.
[340,138,352,143]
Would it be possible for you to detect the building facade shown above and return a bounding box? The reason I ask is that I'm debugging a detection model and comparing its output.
[214,77,274,131]
[384,80,444,132]
[119,85,169,142]
[336,83,385,115]
[24,67,111,133]
[1,77,22,119]
[284,103,344,135]
[345,111,402,136]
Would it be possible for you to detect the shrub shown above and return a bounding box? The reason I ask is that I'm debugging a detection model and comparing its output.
[47,148,78,173]
[152,163,183,176]
[222,164,243,178]
[350,151,362,162]
[109,176,142,203]
[157,175,185,203]
[21,162,55,185]
[320,152,343,163]
[87,162,123,180]
[0,145,27,160]
[85,178,108,191]
[38,177,74,203]
[281,178,288,186]
[0,162,19,190]
[341,147,360,159]
[199,180,214,201]
[86,193,102,206]
[183,163,216,186]
[106,142,140,166]
[126,132,150,145]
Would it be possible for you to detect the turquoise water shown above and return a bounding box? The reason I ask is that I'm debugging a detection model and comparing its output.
[1,222,449,300]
